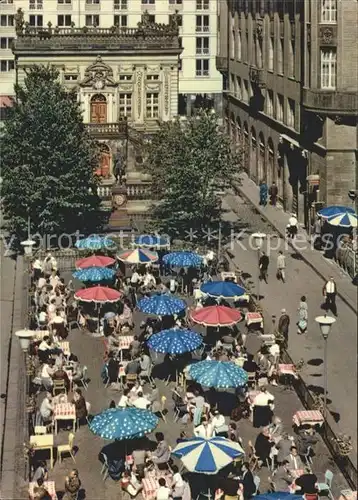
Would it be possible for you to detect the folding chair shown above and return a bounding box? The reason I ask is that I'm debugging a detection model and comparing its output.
[158,396,167,422]
[303,445,314,468]
[253,476,260,496]
[99,452,109,482]
[247,372,257,389]
[57,432,76,463]
[317,469,334,499]
[78,365,89,390]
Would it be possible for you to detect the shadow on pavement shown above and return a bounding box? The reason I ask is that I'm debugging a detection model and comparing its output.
[307,358,324,366]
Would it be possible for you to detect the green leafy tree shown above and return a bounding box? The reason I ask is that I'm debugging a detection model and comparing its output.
[144,110,244,239]
[0,65,102,248]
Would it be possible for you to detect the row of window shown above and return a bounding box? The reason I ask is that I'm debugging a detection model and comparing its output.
[11,13,210,29]
[231,30,295,79]
[1,0,210,9]
[91,92,159,119]
[230,0,337,23]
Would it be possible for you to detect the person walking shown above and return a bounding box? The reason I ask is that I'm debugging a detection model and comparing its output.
[259,251,269,283]
[313,216,322,249]
[297,296,308,334]
[259,180,268,206]
[278,309,290,348]
[323,276,338,316]
[276,251,286,283]
[269,182,278,206]
[287,213,298,239]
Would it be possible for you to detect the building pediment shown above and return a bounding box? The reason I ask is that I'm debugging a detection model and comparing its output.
[80,56,118,89]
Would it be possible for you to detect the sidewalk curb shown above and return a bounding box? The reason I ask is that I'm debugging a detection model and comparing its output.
[232,180,357,316]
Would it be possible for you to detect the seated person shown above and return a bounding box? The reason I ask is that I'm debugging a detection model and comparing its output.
[133,391,151,410]
[194,418,214,439]
[139,353,151,378]
[39,392,53,424]
[52,364,70,392]
[156,478,171,500]
[72,388,88,422]
[130,336,141,359]
[68,355,83,383]
[41,360,56,390]
[118,388,130,407]
[125,359,140,375]
[151,432,171,465]
[38,336,53,362]
[147,383,161,413]
[294,468,318,494]
[32,478,51,500]
[32,461,48,483]
[106,353,120,384]
[284,446,304,472]
[107,333,120,353]
[171,465,185,499]
[239,462,256,499]
[243,355,258,375]
[254,428,274,464]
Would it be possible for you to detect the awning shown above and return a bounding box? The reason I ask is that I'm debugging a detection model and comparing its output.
[0,95,14,108]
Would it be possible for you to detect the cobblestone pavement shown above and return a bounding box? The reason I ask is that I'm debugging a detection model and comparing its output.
[222,192,357,463]
[22,274,350,499]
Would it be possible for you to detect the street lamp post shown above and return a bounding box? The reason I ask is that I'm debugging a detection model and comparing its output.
[252,232,266,303]
[315,315,336,419]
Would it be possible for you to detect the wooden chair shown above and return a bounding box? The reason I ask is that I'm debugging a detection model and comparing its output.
[248,440,259,471]
[126,374,138,387]
[57,432,76,463]
[53,379,67,396]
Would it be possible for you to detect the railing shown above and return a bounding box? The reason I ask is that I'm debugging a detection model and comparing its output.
[127,184,151,200]
[195,26,210,32]
[86,122,127,136]
[196,70,209,77]
[302,89,358,114]
[336,242,357,279]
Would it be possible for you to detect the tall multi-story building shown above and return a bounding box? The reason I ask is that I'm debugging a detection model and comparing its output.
[216,0,358,225]
[0,0,222,117]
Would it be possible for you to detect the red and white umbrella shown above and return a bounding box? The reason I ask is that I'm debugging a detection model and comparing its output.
[75,255,116,269]
[191,305,242,327]
[74,286,122,303]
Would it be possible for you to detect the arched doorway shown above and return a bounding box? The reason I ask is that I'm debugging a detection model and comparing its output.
[98,143,111,178]
[258,133,265,182]
[250,127,257,183]
[90,94,107,123]
[267,138,275,187]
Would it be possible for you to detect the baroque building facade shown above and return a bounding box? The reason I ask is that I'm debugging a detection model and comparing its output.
[12,10,182,226]
[216,0,358,225]
[0,0,221,118]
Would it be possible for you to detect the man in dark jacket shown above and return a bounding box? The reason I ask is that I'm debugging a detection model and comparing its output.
[259,251,270,283]
[278,309,290,348]
[295,468,318,494]
[240,462,256,499]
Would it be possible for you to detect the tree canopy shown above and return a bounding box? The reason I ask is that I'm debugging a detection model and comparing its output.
[144,110,244,239]
[0,65,102,248]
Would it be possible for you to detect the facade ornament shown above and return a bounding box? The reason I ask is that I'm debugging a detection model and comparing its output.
[14,8,25,36]
[136,70,143,118]
[334,115,342,124]
[81,56,117,88]
[169,10,180,30]
[322,28,333,44]
[164,70,170,116]
[24,22,30,35]
[256,19,263,40]
[47,21,52,36]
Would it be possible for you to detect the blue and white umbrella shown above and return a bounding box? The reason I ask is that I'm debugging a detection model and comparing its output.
[327,211,357,228]
[172,436,244,474]
[201,281,246,299]
[133,234,170,248]
[254,494,302,500]
[147,328,202,355]
[72,266,116,282]
[318,205,355,219]
[137,293,186,316]
[188,360,248,389]
[162,251,203,268]
[75,235,116,251]
[89,407,159,441]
